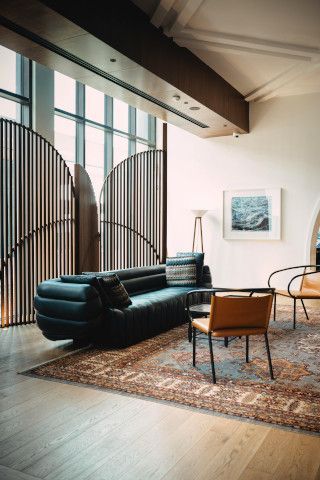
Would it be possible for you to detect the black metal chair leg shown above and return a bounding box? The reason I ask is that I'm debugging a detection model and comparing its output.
[192,327,196,366]
[300,299,309,320]
[245,336,249,363]
[273,293,277,321]
[208,333,216,384]
[188,320,192,342]
[224,337,229,347]
[293,298,296,329]
[264,333,274,380]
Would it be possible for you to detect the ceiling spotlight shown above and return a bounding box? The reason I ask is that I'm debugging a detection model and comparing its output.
[110,58,117,62]
[189,106,200,111]
[172,94,181,101]
[184,101,189,104]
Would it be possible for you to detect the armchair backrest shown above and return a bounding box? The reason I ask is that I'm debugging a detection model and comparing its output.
[301,271,320,292]
[209,294,273,332]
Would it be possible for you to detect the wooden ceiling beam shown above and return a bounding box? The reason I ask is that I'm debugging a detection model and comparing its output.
[151,0,176,28]
[37,0,248,132]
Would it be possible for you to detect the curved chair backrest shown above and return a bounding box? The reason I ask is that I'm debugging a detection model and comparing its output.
[301,271,320,292]
[209,294,273,332]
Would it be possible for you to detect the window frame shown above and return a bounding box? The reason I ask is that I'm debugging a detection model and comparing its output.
[0,49,31,126]
[54,77,156,180]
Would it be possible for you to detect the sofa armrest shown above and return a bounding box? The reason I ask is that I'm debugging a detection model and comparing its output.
[35,279,103,323]
[37,278,100,302]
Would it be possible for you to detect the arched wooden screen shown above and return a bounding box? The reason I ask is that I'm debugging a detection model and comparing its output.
[0,119,76,327]
[100,149,167,271]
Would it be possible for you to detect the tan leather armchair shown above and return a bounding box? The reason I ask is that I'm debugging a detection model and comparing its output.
[268,265,320,329]
[189,289,274,384]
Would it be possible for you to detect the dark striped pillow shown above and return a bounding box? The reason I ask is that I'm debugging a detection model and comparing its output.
[166,256,197,287]
[100,274,132,308]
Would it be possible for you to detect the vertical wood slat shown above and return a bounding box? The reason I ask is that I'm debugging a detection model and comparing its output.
[99,149,166,271]
[0,118,76,328]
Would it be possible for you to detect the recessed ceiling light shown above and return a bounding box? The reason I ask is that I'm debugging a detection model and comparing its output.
[172,94,181,101]
[189,106,200,111]
[223,124,227,127]
[110,58,117,62]
[184,101,189,104]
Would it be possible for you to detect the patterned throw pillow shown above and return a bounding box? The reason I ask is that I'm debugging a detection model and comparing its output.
[176,252,204,286]
[166,256,197,287]
[100,274,132,308]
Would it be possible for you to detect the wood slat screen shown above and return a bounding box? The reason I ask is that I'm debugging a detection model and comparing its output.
[99,149,166,271]
[0,118,76,327]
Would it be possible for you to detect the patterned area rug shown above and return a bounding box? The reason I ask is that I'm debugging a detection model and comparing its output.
[25,306,320,432]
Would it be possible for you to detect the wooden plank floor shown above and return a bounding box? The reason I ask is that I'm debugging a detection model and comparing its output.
[0,325,319,480]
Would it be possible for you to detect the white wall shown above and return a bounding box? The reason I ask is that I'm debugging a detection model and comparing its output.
[167,93,320,288]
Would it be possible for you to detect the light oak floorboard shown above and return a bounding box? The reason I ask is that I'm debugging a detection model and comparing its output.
[0,324,319,480]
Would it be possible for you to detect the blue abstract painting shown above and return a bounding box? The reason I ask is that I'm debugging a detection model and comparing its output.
[231,195,271,231]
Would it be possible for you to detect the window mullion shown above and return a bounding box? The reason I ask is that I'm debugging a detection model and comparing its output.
[104,95,113,176]
[76,82,85,167]
[128,106,136,156]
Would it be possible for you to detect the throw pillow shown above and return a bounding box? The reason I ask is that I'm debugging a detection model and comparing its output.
[176,252,204,286]
[166,256,197,287]
[60,274,109,306]
[100,274,132,308]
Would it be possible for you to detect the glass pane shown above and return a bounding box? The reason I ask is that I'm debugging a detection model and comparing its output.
[54,115,76,163]
[0,97,20,121]
[113,134,129,166]
[136,109,149,139]
[136,142,148,154]
[113,98,128,132]
[85,125,105,202]
[85,86,104,124]
[0,45,17,93]
[54,72,76,113]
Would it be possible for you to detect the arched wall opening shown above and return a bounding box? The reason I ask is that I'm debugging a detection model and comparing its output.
[306,198,320,266]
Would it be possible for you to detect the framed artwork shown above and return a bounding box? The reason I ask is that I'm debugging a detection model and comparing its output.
[223,188,281,240]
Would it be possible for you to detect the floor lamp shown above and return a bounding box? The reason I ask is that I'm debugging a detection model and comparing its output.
[191,210,207,253]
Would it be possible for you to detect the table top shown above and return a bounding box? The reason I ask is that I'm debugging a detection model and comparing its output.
[187,303,211,315]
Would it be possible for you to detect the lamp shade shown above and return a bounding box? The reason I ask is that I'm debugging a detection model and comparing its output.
[191,209,207,218]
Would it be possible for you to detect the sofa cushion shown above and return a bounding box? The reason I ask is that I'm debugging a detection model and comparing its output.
[166,256,197,287]
[84,265,167,295]
[176,252,204,286]
[100,274,132,308]
[100,287,193,347]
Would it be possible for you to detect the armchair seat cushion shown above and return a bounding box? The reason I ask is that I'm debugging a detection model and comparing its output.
[192,316,266,336]
[276,289,320,299]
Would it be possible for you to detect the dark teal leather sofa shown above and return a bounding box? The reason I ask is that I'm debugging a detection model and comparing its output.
[34,264,212,347]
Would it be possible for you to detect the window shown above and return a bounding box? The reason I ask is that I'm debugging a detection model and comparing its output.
[0,97,20,122]
[54,115,76,166]
[113,134,129,166]
[0,45,30,125]
[113,98,129,132]
[54,72,76,114]
[136,109,149,140]
[0,46,17,93]
[85,85,104,124]
[136,141,148,154]
[53,72,156,203]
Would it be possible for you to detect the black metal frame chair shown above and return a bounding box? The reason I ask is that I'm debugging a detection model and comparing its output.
[186,288,275,384]
[268,265,320,329]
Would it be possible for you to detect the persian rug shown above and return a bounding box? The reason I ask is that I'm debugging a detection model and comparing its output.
[25,306,320,432]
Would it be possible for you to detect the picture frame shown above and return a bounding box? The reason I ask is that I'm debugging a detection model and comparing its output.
[223,188,281,240]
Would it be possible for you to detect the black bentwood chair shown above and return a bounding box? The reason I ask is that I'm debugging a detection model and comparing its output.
[268,265,320,329]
